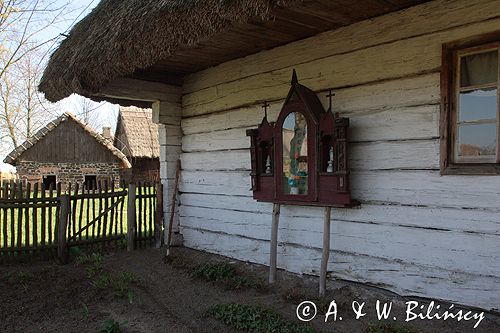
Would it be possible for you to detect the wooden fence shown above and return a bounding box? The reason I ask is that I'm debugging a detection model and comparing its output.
[0,181,163,264]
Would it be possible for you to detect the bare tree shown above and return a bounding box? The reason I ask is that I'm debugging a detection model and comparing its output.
[0,0,75,156]
[72,95,101,129]
[0,0,71,80]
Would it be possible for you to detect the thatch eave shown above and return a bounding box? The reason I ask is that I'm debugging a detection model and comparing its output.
[39,0,430,103]
[39,0,303,102]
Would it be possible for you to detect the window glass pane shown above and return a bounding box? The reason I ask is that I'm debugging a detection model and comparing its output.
[459,88,498,122]
[282,112,308,195]
[460,50,498,87]
[458,123,497,157]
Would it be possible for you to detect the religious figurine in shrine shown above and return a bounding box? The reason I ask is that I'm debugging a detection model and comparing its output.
[327,146,334,172]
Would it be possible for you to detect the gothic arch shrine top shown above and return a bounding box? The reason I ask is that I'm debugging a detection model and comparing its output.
[246,70,356,207]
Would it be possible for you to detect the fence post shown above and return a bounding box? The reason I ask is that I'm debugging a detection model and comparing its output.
[154,183,163,249]
[127,183,136,251]
[57,194,70,264]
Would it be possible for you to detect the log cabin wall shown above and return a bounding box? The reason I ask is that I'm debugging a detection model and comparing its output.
[177,0,500,310]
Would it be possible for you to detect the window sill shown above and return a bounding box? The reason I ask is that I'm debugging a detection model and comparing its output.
[441,163,500,175]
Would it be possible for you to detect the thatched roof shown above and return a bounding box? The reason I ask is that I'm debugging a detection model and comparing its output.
[114,107,159,159]
[39,0,302,102]
[3,113,131,168]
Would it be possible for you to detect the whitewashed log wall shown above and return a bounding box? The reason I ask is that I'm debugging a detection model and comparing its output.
[153,99,183,240]
[176,0,500,310]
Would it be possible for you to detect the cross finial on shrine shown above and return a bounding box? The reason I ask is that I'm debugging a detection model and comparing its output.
[326,89,335,112]
[262,101,269,119]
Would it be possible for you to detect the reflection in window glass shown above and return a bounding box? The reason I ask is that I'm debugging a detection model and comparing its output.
[282,112,308,195]
[459,88,498,122]
[460,50,498,87]
[458,123,497,157]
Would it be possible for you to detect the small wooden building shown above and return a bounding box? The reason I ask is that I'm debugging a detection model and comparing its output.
[0,167,17,186]
[39,0,500,310]
[3,113,131,189]
[114,107,160,183]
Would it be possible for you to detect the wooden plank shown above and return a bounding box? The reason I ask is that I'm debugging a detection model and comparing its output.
[16,182,22,251]
[32,183,38,256]
[2,182,8,251]
[269,203,280,284]
[183,0,500,93]
[181,104,440,151]
[181,74,439,136]
[119,186,125,238]
[41,183,47,253]
[127,183,136,251]
[78,183,84,243]
[92,185,97,242]
[86,185,90,242]
[111,182,117,247]
[179,210,500,277]
[97,181,103,247]
[180,169,500,210]
[182,16,500,116]
[147,183,153,245]
[138,182,143,245]
[103,181,109,246]
[319,207,331,297]
[97,78,181,103]
[181,227,500,310]
[154,183,163,248]
[106,182,117,246]
[24,183,31,252]
[58,194,70,264]
[181,193,500,235]
[48,184,54,250]
[180,139,440,172]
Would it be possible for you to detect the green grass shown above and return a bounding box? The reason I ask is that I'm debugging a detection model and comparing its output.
[76,252,142,301]
[191,262,261,290]
[98,317,127,333]
[208,303,318,333]
[0,187,155,250]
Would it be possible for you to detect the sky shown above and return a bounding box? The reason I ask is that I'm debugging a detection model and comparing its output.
[41,0,119,131]
[1,0,119,172]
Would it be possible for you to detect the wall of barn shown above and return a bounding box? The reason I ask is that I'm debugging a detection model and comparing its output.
[120,158,160,184]
[177,0,500,310]
[16,161,121,189]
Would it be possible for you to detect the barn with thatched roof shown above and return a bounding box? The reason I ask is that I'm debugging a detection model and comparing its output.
[3,113,130,189]
[39,0,500,310]
[114,107,160,183]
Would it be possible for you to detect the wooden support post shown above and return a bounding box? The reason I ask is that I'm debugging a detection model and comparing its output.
[127,183,136,252]
[154,183,164,249]
[57,194,70,265]
[269,203,281,284]
[320,206,332,297]
[166,160,181,256]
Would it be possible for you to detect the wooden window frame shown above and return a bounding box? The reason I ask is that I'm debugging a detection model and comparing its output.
[441,31,500,175]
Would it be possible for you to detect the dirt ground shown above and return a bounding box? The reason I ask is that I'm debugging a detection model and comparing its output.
[0,247,499,333]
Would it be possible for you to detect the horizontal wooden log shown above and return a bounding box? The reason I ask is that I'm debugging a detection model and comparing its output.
[179,206,500,276]
[183,0,500,94]
[180,193,500,235]
[181,73,439,132]
[97,78,181,103]
[180,170,500,210]
[180,139,440,171]
[182,16,500,116]
[181,227,500,310]
[181,104,439,151]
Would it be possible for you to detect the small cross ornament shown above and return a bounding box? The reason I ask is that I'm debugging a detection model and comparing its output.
[262,101,270,119]
[326,89,335,112]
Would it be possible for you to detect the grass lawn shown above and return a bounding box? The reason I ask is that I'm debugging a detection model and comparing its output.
[0,187,156,252]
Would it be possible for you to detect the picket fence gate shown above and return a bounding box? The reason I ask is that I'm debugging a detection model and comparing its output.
[0,181,163,264]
